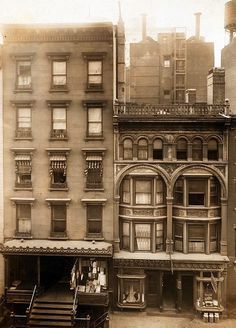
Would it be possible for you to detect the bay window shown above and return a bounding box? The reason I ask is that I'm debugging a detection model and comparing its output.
[135,180,152,205]
[134,223,151,251]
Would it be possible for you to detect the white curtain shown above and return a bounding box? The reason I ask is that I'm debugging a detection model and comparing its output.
[53,108,66,129]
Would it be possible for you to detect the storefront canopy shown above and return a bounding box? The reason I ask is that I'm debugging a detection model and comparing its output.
[0,239,113,257]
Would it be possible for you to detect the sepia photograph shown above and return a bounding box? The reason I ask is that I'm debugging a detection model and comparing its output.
[0,0,236,327]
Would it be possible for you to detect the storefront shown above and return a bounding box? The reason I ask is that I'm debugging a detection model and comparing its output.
[113,252,228,314]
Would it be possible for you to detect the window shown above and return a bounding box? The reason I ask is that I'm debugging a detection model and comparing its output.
[47,149,70,190]
[16,203,31,237]
[188,179,206,206]
[210,177,220,206]
[208,139,219,160]
[176,60,185,72]
[51,107,67,139]
[153,139,163,160]
[210,223,220,252]
[16,107,32,138]
[16,61,31,89]
[85,154,103,189]
[87,107,102,137]
[87,204,103,237]
[137,138,148,160]
[163,56,170,67]
[47,101,70,140]
[156,178,164,204]
[156,222,164,251]
[174,223,183,252]
[134,223,151,251]
[14,153,32,188]
[174,177,184,205]
[163,90,171,99]
[13,53,34,92]
[47,53,70,91]
[121,178,130,204]
[52,61,67,86]
[176,138,188,160]
[117,274,146,308]
[188,224,205,253]
[51,204,67,237]
[135,180,152,205]
[192,138,203,161]
[122,222,130,250]
[88,60,102,87]
[123,138,133,160]
[176,74,185,87]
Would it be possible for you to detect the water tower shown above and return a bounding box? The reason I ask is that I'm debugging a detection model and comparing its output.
[224,0,236,42]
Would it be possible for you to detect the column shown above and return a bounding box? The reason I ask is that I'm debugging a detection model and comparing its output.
[166,197,173,254]
[220,197,227,255]
[113,195,120,252]
[176,272,182,312]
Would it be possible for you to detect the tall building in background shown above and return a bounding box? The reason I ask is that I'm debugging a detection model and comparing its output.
[129,14,214,104]
[0,21,125,327]
[222,0,236,307]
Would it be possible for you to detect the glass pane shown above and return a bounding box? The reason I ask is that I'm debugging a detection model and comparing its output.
[87,205,102,220]
[18,204,31,218]
[88,220,102,234]
[188,225,205,238]
[52,205,66,220]
[18,218,31,233]
[53,76,66,85]
[17,61,31,86]
[89,75,102,84]
[88,108,102,122]
[177,139,187,150]
[123,222,130,235]
[189,179,205,192]
[208,139,218,150]
[192,139,203,160]
[53,61,66,74]
[88,122,102,134]
[122,279,143,304]
[188,241,205,252]
[53,108,66,130]
[135,224,151,250]
[153,139,163,149]
[136,180,151,192]
[53,220,66,233]
[124,139,133,159]
[89,61,102,74]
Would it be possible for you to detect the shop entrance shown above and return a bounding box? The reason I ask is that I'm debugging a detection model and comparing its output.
[162,273,176,310]
[146,271,160,307]
[182,275,194,311]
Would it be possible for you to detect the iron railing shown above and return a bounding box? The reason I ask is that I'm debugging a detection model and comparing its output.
[113,102,229,118]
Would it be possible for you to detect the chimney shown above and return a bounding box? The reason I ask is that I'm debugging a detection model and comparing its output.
[142,14,147,41]
[207,68,225,104]
[194,12,201,39]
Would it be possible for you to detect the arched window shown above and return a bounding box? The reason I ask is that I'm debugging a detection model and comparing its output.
[208,139,219,160]
[123,138,133,160]
[176,138,188,160]
[153,139,163,160]
[192,138,203,161]
[138,138,148,160]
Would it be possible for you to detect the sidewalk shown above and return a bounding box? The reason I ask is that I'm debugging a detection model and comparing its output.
[109,312,236,328]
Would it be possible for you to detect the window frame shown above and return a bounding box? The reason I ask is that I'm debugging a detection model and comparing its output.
[12,101,34,140]
[12,53,34,93]
[47,100,71,140]
[47,53,70,92]
[82,52,106,92]
[123,138,133,160]
[83,101,106,140]
[208,138,219,161]
[47,148,70,190]
[176,138,188,160]
[137,138,148,160]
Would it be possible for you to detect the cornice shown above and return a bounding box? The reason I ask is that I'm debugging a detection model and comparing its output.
[3,26,113,43]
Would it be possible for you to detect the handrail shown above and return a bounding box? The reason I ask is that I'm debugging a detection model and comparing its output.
[92,311,109,328]
[26,284,37,316]
[72,286,79,315]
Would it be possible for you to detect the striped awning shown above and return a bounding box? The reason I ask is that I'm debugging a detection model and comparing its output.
[50,155,66,161]
[15,154,31,161]
[86,155,102,161]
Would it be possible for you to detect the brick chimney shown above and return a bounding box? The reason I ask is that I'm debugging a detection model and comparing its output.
[207,68,225,104]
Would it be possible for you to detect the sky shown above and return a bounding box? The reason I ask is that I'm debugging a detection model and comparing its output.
[0,0,228,65]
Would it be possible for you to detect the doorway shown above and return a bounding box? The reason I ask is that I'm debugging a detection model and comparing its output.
[162,273,176,310]
[182,275,193,311]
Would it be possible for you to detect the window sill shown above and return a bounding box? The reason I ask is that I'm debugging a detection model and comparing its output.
[14,234,32,239]
[49,187,69,191]
[84,237,104,241]
[14,137,33,141]
[85,136,104,141]
[14,88,33,93]
[84,188,104,192]
[85,88,104,93]
[49,235,68,240]
[14,187,33,191]
[49,87,69,93]
[50,137,68,141]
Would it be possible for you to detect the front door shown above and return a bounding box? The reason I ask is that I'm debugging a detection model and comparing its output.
[162,273,176,310]
[146,271,159,307]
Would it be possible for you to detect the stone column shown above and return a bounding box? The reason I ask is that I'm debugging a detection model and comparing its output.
[166,197,174,254]
[220,197,228,255]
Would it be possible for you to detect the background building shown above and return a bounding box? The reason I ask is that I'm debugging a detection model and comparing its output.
[129,14,214,104]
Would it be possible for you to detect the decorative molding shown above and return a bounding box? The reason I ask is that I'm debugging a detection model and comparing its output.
[113,258,226,271]
[0,244,113,257]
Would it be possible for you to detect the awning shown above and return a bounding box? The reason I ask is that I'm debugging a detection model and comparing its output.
[0,239,113,257]
[15,154,31,161]
[86,155,102,161]
[50,155,66,161]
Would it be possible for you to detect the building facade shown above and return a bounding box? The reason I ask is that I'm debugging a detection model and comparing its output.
[0,21,125,327]
[112,72,230,315]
